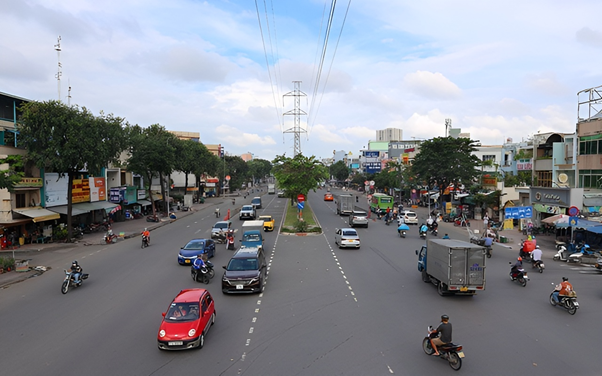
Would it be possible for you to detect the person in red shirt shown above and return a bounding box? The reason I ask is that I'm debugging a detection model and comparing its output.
[141,228,150,245]
[552,277,573,304]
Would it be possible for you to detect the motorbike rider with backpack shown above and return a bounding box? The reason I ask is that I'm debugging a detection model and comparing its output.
[429,314,452,356]
[70,261,83,285]
[419,223,428,236]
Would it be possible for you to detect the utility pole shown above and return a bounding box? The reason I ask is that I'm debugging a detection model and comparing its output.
[283,81,307,156]
[54,36,62,102]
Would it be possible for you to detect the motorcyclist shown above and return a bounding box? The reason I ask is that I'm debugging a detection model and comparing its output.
[193,254,207,269]
[442,234,450,239]
[215,207,220,218]
[510,256,523,278]
[141,227,150,245]
[419,223,428,235]
[531,245,543,268]
[552,277,574,304]
[483,236,493,248]
[70,260,82,285]
[429,314,452,356]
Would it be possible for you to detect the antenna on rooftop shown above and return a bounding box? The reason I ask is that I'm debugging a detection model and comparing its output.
[445,118,452,137]
[54,36,62,102]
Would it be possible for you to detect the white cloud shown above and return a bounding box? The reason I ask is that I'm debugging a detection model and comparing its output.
[214,125,277,147]
[403,71,462,100]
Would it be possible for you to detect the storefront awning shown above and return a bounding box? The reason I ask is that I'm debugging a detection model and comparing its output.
[74,201,120,212]
[136,200,152,206]
[13,208,60,223]
[47,205,90,216]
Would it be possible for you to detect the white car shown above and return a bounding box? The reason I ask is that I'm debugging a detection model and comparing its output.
[399,211,418,225]
[334,228,360,249]
[349,210,369,228]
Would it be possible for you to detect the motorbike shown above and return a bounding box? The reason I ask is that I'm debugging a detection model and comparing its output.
[385,216,393,226]
[555,240,566,252]
[509,262,528,287]
[471,237,493,258]
[532,259,545,273]
[226,232,235,250]
[61,269,89,294]
[550,284,579,315]
[422,326,464,371]
[104,230,118,244]
[568,243,597,263]
[146,215,160,223]
[419,230,427,239]
[232,198,236,205]
[398,223,410,238]
[518,241,533,261]
[215,208,220,218]
[141,235,150,248]
[191,260,215,284]
[430,228,438,237]
[553,242,589,263]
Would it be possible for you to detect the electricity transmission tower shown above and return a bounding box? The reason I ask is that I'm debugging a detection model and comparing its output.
[283,81,307,156]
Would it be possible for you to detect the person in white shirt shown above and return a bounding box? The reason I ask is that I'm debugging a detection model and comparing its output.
[531,245,543,268]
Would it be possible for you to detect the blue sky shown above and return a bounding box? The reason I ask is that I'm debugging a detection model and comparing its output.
[3,0,602,161]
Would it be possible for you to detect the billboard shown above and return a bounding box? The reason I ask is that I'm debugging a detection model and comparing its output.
[44,173,69,207]
[89,177,106,202]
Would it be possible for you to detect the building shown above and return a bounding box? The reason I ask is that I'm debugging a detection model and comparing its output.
[376,128,403,142]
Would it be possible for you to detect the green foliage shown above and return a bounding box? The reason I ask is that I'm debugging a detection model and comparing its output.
[293,220,309,232]
[0,155,25,192]
[52,226,68,241]
[412,137,481,189]
[0,256,16,269]
[330,160,350,181]
[272,154,329,198]
[222,155,248,192]
[504,171,532,187]
[247,159,272,183]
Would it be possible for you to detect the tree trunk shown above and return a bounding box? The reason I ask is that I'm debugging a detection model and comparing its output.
[184,172,189,193]
[159,172,168,216]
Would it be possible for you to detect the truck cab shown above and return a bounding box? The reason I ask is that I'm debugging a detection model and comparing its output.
[241,220,264,249]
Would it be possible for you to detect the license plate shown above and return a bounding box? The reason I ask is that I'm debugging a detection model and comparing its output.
[185,260,190,264]
[457,351,465,358]
[460,287,468,292]
[236,285,243,289]
[168,341,183,346]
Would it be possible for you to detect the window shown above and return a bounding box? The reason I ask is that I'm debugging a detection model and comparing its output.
[16,193,26,208]
[579,170,602,188]
[482,155,496,162]
[579,140,602,155]
[537,171,552,187]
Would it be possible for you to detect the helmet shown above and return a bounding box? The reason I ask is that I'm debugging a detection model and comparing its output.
[562,277,569,282]
[517,257,522,261]
[441,314,449,321]
[144,228,147,231]
[72,260,78,265]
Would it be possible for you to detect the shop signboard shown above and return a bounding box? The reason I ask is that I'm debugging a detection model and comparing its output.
[44,172,68,207]
[89,177,106,202]
[504,206,533,219]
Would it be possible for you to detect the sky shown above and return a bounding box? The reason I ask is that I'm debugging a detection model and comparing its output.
[3,0,602,162]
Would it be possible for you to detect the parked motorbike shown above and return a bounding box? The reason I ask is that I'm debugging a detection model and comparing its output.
[568,243,597,263]
[509,262,528,287]
[550,284,579,315]
[422,326,464,371]
[141,235,150,248]
[61,269,89,294]
[532,259,545,273]
[555,240,566,252]
[146,215,160,223]
[191,260,215,284]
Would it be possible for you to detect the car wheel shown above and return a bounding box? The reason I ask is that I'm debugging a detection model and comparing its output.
[199,333,205,349]
[211,312,216,326]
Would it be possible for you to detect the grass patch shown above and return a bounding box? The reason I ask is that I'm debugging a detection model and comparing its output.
[282,199,321,233]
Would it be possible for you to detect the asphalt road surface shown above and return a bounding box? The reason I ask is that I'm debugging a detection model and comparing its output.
[1,188,600,376]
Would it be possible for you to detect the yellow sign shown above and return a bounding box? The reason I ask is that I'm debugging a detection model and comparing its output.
[15,177,43,187]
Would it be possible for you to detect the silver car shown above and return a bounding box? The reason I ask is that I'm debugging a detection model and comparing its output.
[399,210,418,225]
[239,205,256,220]
[349,210,369,228]
[334,228,360,249]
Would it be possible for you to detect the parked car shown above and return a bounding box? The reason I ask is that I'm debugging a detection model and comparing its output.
[259,215,275,232]
[211,220,232,239]
[239,205,256,220]
[399,210,418,225]
[251,197,262,209]
[324,193,334,201]
[334,228,361,249]
[349,210,369,228]
[157,288,216,350]
[222,246,267,294]
[178,239,216,264]
[277,190,285,197]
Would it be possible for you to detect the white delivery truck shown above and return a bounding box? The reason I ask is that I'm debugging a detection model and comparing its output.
[268,184,276,194]
[416,239,486,296]
[336,194,354,216]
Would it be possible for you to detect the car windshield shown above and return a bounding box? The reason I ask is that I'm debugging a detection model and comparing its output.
[183,240,205,250]
[343,230,358,236]
[242,206,253,210]
[252,199,260,204]
[165,302,200,322]
[354,212,367,217]
[214,223,228,230]
[227,258,259,271]
[243,234,261,242]
[406,213,416,217]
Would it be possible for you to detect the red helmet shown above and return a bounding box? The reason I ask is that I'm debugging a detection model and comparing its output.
[517,257,522,261]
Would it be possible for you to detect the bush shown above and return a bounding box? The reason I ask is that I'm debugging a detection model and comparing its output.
[294,220,309,233]
[0,256,15,270]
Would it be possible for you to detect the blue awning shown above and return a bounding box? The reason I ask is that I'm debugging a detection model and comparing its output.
[586,226,602,234]
[556,219,602,229]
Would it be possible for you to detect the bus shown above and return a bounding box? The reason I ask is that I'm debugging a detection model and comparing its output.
[370,193,394,214]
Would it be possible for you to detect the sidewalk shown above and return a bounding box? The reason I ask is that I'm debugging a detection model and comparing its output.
[0,198,227,289]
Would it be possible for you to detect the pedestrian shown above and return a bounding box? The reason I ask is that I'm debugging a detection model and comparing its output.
[483,213,489,229]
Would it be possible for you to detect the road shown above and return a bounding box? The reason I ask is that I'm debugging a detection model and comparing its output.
[1,188,600,375]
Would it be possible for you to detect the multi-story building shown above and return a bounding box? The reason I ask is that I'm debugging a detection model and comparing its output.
[376,128,403,142]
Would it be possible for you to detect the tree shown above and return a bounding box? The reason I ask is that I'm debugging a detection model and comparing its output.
[18,100,127,240]
[272,154,329,204]
[223,155,248,193]
[126,124,177,216]
[0,155,25,191]
[247,159,272,185]
[412,137,481,192]
[192,144,220,201]
[330,160,349,182]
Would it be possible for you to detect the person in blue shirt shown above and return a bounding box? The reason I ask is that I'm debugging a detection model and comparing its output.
[193,254,206,269]
[442,234,450,239]
[420,223,428,233]
[483,237,493,247]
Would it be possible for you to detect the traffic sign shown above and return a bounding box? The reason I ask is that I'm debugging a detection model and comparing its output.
[297,201,305,210]
[225,175,231,181]
[568,206,579,217]
[297,194,305,202]
[569,216,578,227]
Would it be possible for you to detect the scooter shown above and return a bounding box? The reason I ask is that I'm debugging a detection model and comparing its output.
[422,326,464,371]
[61,269,89,294]
[568,243,597,263]
[191,260,215,284]
[509,262,528,287]
[550,284,579,315]
[141,235,150,248]
[215,208,220,218]
[226,232,235,250]
[430,228,438,237]
[532,259,545,273]
[398,223,409,238]
[104,229,118,244]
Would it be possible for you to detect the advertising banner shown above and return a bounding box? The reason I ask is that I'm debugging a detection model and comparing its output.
[89,177,106,202]
[72,178,90,203]
[364,151,379,158]
[44,172,69,207]
[110,187,122,203]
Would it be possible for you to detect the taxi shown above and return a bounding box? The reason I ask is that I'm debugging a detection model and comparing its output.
[259,215,275,232]
[324,193,334,201]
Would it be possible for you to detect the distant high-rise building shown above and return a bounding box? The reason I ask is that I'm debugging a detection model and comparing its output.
[376,128,403,142]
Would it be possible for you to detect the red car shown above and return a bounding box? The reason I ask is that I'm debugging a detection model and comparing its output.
[157,289,216,350]
[324,193,334,201]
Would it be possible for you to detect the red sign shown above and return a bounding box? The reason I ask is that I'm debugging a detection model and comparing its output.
[297,194,305,202]
[225,175,231,181]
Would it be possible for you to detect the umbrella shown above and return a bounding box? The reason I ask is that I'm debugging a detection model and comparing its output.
[541,214,567,224]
